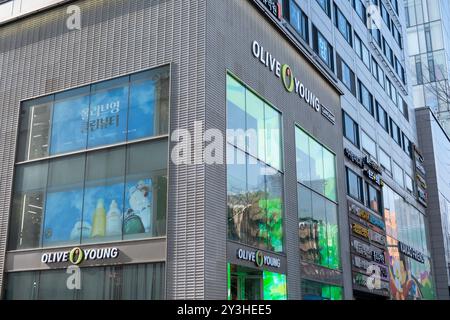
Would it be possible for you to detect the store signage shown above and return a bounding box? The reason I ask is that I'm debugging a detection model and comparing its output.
[353,256,388,280]
[412,144,427,206]
[369,214,385,231]
[352,239,372,260]
[372,248,386,265]
[398,242,425,264]
[41,247,119,265]
[236,248,281,268]
[251,40,335,125]
[417,187,428,205]
[353,272,389,295]
[352,223,369,239]
[344,149,384,187]
[363,169,384,187]
[344,148,364,168]
[257,0,282,20]
[352,239,386,265]
[369,230,386,246]
[415,159,426,176]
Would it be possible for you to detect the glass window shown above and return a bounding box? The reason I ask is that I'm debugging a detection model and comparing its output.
[379,148,392,174]
[227,264,287,300]
[313,25,334,70]
[289,1,309,43]
[309,138,325,195]
[17,96,52,162]
[353,0,366,24]
[366,183,381,213]
[402,134,412,157]
[50,87,90,155]
[8,162,48,250]
[226,74,282,171]
[296,128,311,187]
[43,154,85,247]
[405,174,414,194]
[361,131,377,159]
[393,161,404,188]
[358,81,373,115]
[347,167,363,202]
[226,74,284,253]
[335,6,352,45]
[343,111,359,147]
[128,68,170,140]
[17,66,170,160]
[301,279,343,300]
[5,263,165,300]
[81,147,126,244]
[295,127,336,201]
[376,102,389,133]
[390,119,402,146]
[124,140,168,239]
[87,77,129,148]
[316,0,331,16]
[337,54,355,93]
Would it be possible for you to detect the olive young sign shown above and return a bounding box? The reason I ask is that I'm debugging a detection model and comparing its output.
[251,41,336,124]
[41,247,119,265]
[236,248,281,268]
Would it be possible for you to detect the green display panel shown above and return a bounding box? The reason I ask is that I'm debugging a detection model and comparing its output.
[263,270,287,300]
[227,264,287,300]
[301,279,343,300]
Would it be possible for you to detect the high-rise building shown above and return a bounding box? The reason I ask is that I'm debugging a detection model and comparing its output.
[0,0,438,300]
[416,107,450,299]
[406,0,450,135]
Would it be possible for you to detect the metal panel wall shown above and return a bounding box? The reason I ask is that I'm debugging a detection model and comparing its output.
[0,0,207,299]
[204,0,347,299]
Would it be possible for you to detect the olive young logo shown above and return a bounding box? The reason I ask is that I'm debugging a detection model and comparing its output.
[237,248,281,268]
[252,40,330,119]
[41,247,119,265]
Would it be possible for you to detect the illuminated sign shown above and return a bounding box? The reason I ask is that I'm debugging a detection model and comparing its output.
[344,148,364,168]
[352,223,369,239]
[364,168,384,187]
[398,242,425,263]
[344,149,384,187]
[258,0,282,20]
[236,248,281,268]
[251,40,335,125]
[353,256,388,280]
[41,247,119,265]
[369,229,386,246]
[352,239,386,265]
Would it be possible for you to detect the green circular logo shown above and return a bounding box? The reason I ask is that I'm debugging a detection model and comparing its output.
[69,247,84,265]
[281,64,294,93]
[255,251,264,267]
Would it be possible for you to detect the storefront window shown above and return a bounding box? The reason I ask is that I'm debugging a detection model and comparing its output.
[383,185,436,300]
[296,127,340,270]
[50,86,90,155]
[10,66,169,251]
[5,263,165,300]
[16,65,170,161]
[226,74,284,253]
[9,140,168,250]
[8,162,48,250]
[227,264,287,300]
[43,154,85,247]
[301,279,343,300]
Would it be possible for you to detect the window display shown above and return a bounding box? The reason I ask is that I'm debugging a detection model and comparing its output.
[227,264,287,300]
[9,140,168,250]
[226,74,284,253]
[5,263,165,300]
[301,279,343,300]
[16,65,170,161]
[295,126,340,270]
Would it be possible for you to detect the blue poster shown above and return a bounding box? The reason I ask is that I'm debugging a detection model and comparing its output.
[81,182,125,241]
[123,179,153,235]
[87,86,128,148]
[50,95,89,155]
[128,80,156,140]
[43,190,83,246]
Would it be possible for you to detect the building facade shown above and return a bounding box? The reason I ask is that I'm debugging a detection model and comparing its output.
[416,107,450,299]
[0,0,438,300]
[406,0,450,135]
